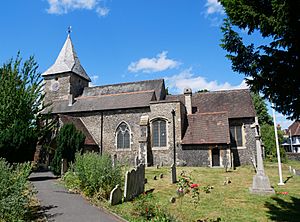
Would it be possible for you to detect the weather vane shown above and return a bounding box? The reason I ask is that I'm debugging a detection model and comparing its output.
[67,26,72,35]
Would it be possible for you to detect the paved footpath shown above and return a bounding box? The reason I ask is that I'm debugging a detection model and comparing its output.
[30,171,126,222]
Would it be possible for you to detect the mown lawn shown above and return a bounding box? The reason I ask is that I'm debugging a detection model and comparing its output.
[105,161,300,222]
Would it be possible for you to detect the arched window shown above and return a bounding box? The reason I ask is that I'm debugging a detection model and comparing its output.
[152,119,167,147]
[116,122,130,149]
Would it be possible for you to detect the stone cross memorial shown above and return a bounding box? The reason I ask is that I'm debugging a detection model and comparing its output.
[250,117,275,194]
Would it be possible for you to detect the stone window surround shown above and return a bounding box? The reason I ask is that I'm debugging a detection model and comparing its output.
[115,121,132,151]
[230,123,246,150]
[150,117,170,151]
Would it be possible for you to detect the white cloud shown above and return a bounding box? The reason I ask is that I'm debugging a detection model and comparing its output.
[128,51,180,73]
[205,0,224,15]
[165,68,248,94]
[96,6,109,17]
[46,0,110,17]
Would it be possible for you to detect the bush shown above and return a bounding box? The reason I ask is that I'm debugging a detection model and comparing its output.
[0,158,32,222]
[51,123,85,175]
[71,152,122,199]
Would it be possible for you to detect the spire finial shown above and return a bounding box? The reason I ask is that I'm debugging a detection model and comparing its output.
[67,26,72,35]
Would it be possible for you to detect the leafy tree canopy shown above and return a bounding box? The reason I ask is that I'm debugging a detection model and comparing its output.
[220,0,300,120]
[51,123,85,175]
[251,92,273,125]
[0,54,47,162]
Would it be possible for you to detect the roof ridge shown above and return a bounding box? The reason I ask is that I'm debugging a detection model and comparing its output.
[77,89,155,99]
[87,78,164,89]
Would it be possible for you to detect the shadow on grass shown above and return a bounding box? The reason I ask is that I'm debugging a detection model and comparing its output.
[265,196,300,222]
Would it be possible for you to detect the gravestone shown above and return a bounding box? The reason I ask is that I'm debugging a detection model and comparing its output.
[61,159,68,176]
[171,163,177,184]
[289,166,292,173]
[112,154,117,167]
[109,184,122,206]
[124,164,145,201]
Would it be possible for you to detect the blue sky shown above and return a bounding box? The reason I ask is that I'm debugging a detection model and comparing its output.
[0,0,292,128]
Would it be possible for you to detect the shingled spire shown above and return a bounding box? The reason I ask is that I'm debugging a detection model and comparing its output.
[42,34,91,82]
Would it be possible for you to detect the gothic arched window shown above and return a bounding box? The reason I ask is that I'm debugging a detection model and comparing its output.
[116,122,130,149]
[152,119,167,147]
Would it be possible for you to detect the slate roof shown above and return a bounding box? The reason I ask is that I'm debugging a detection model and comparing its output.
[83,79,166,100]
[288,121,300,136]
[182,112,230,145]
[42,35,91,82]
[167,89,256,118]
[46,90,156,114]
[59,115,97,146]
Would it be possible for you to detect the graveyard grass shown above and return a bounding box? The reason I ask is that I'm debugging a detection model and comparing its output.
[101,161,300,222]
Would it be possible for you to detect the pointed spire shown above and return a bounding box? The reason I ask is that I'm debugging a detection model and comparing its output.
[42,34,91,82]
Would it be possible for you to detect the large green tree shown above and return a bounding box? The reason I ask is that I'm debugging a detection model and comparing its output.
[51,123,85,175]
[0,54,46,162]
[220,0,300,120]
[251,92,273,125]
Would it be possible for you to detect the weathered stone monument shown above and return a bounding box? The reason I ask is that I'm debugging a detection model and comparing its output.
[171,163,177,184]
[124,163,145,201]
[112,154,117,167]
[109,184,122,206]
[250,118,275,194]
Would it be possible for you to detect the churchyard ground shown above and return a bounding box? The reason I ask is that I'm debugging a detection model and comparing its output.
[92,161,300,222]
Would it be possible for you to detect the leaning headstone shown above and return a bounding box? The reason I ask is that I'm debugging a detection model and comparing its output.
[124,164,145,201]
[293,169,296,175]
[61,159,68,176]
[160,173,164,179]
[171,163,177,184]
[153,176,157,180]
[156,164,159,169]
[109,184,122,206]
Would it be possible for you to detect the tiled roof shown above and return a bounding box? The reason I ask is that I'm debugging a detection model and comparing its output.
[288,121,300,136]
[59,115,97,146]
[83,79,166,100]
[46,90,156,114]
[166,89,256,118]
[182,112,230,145]
[42,35,91,82]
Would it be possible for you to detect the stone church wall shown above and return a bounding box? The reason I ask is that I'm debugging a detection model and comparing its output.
[229,118,256,166]
[79,108,150,165]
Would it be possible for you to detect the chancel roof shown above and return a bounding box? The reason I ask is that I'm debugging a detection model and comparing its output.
[182,112,230,145]
[166,89,256,118]
[42,35,91,82]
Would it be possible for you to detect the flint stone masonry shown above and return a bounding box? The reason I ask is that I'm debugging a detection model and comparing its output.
[124,164,145,201]
[109,184,122,206]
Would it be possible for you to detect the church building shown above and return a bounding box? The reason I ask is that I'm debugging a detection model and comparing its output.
[42,34,257,167]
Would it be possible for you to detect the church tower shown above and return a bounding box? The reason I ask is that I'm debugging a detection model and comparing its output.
[42,34,91,104]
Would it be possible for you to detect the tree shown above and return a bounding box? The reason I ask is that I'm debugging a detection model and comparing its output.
[261,124,286,162]
[0,54,47,162]
[197,89,209,93]
[51,123,85,175]
[251,92,272,125]
[220,0,300,120]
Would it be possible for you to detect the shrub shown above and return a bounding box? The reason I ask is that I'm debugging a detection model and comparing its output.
[72,152,122,199]
[51,123,85,175]
[0,158,32,222]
